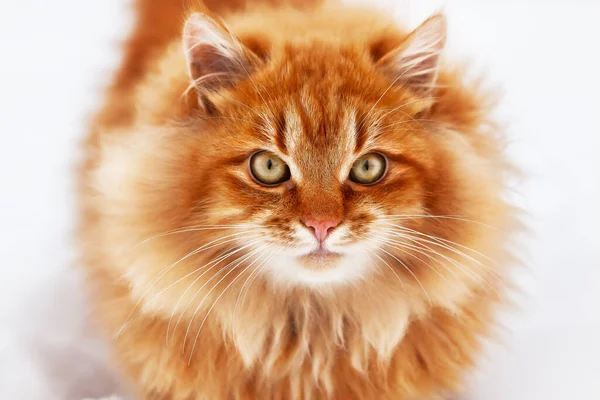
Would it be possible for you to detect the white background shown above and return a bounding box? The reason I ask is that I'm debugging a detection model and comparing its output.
[1,0,598,398]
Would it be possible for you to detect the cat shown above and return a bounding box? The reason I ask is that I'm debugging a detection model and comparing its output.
[78,0,517,398]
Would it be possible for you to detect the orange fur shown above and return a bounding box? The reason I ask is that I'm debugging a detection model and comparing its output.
[78,0,518,399]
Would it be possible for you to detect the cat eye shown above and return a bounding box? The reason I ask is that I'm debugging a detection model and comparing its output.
[249,151,291,186]
[349,153,387,185]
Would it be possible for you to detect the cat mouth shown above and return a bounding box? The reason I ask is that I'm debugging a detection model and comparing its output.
[298,248,343,267]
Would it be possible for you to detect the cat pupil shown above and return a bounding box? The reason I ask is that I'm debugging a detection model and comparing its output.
[364,160,370,171]
[267,159,273,170]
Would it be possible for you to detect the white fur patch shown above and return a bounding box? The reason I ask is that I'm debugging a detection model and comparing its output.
[266,247,371,287]
[262,222,376,287]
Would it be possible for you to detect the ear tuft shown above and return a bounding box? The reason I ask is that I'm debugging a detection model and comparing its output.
[183,13,260,93]
[376,14,447,93]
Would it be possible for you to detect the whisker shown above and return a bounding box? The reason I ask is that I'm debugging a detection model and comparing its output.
[382,222,502,268]
[189,246,273,364]
[366,248,405,290]
[384,225,501,277]
[399,236,502,294]
[161,241,262,346]
[182,245,268,356]
[136,225,264,248]
[375,236,472,283]
[373,246,431,305]
[372,236,451,281]
[115,233,263,338]
[383,214,501,231]
[376,233,500,295]
[163,242,257,346]
[231,248,278,340]
[165,242,256,346]
[240,248,277,305]
[169,240,263,344]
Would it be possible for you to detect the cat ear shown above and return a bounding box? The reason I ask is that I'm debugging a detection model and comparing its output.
[376,14,447,93]
[182,13,260,93]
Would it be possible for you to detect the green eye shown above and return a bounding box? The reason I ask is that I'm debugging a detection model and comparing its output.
[349,152,387,185]
[249,151,291,186]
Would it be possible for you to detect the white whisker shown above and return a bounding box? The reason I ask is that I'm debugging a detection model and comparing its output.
[114,232,262,338]
[383,214,500,231]
[366,248,406,290]
[183,245,268,357]
[169,240,263,344]
[189,246,273,364]
[382,222,502,269]
[163,241,259,345]
[373,247,431,305]
[383,225,501,279]
[375,233,500,295]
[372,236,450,281]
[231,248,277,340]
[136,225,263,248]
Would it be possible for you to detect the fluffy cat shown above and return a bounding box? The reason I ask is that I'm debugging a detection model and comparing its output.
[78,0,517,398]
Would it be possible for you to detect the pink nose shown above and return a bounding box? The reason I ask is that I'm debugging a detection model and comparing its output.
[303,218,340,242]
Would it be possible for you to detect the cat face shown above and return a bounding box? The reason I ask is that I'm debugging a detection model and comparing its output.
[194,71,438,286]
[166,13,457,287]
[95,10,505,301]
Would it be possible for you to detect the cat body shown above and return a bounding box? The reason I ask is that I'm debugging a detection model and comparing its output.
[78,0,516,398]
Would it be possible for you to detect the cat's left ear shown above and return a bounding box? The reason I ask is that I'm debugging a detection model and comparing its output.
[376,14,447,93]
[183,13,261,94]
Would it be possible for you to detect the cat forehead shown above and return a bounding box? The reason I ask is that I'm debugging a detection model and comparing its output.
[251,50,407,157]
[277,97,357,154]
[258,98,359,183]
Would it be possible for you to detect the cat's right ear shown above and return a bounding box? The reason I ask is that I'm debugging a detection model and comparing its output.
[183,13,261,97]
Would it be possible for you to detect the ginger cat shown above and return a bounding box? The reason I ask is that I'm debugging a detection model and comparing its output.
[78,0,516,398]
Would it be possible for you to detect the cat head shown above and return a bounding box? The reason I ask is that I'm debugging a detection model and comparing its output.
[94,7,508,309]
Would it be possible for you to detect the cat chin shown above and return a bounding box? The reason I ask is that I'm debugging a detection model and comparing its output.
[265,250,371,288]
